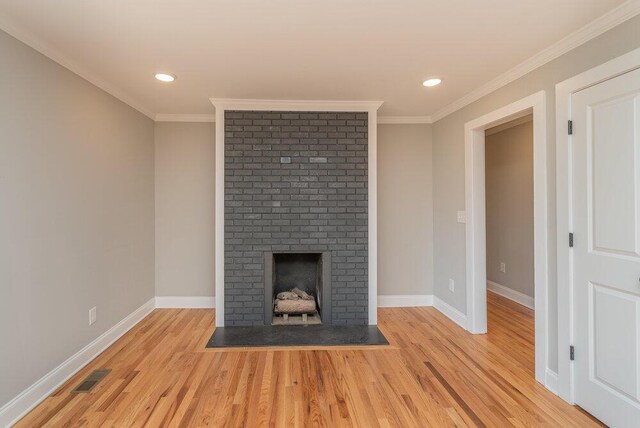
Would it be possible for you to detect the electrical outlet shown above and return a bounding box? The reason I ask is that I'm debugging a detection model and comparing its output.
[89,307,96,325]
[456,211,466,224]
[500,262,506,273]
[448,278,455,292]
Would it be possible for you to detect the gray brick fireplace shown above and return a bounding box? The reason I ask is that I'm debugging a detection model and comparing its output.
[223,110,369,326]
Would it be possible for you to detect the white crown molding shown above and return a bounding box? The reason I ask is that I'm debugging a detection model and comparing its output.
[0,15,156,120]
[378,116,433,124]
[210,98,383,112]
[0,298,155,427]
[430,0,640,123]
[377,294,434,307]
[155,296,215,308]
[3,0,638,126]
[155,114,216,122]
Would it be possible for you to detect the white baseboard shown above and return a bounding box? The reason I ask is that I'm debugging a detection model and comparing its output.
[487,281,534,309]
[0,298,155,428]
[155,296,215,308]
[377,294,434,307]
[433,296,468,330]
[376,294,470,331]
[545,369,559,395]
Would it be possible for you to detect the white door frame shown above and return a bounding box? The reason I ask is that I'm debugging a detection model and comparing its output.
[464,91,548,385]
[209,99,383,327]
[555,47,640,404]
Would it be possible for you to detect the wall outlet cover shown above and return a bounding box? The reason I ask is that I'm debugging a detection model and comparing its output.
[448,279,455,292]
[456,211,466,223]
[500,262,506,273]
[89,307,96,325]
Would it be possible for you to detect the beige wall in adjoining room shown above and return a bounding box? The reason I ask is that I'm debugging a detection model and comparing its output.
[154,122,216,297]
[0,30,155,408]
[485,119,534,298]
[431,14,640,373]
[377,124,433,296]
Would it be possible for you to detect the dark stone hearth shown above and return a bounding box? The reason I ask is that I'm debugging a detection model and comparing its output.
[206,325,388,348]
[224,111,369,326]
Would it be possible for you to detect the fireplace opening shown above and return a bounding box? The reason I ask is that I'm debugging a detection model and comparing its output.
[264,251,331,326]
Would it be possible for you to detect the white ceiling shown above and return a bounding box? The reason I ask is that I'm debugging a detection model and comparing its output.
[0,0,629,118]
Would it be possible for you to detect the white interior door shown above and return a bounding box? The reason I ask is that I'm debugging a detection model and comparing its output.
[571,67,640,427]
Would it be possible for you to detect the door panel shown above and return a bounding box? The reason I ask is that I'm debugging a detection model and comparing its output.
[590,283,639,401]
[590,95,640,257]
[572,66,640,427]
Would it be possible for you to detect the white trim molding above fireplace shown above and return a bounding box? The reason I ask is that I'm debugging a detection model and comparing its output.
[210,98,383,327]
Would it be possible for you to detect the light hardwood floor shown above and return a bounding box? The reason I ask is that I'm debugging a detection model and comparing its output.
[16,292,603,427]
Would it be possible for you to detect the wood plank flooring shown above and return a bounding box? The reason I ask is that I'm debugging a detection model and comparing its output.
[16,292,602,427]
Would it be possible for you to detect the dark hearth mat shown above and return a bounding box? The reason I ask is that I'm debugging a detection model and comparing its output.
[206,325,389,348]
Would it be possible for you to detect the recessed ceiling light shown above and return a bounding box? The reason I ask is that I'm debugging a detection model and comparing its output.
[423,78,442,87]
[155,73,176,82]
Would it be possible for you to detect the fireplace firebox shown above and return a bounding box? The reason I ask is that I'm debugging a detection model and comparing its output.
[264,251,331,325]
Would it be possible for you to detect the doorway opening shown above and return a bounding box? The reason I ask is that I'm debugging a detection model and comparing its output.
[484,115,536,368]
[464,91,549,388]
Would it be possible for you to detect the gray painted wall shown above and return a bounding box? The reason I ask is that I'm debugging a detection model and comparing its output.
[154,122,433,300]
[432,14,640,373]
[485,120,534,297]
[155,122,216,297]
[378,124,433,296]
[0,30,155,407]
